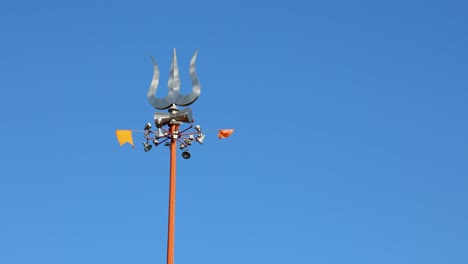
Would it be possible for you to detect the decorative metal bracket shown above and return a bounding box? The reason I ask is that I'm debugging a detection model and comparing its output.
[142,113,206,159]
[147,49,201,110]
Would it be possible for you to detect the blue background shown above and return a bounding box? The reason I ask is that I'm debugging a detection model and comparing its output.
[1,0,467,263]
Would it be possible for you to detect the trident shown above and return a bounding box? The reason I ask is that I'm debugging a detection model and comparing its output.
[147,48,201,110]
[116,49,233,263]
[145,49,204,264]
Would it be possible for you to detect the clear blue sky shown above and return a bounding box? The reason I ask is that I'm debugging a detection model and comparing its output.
[1,0,467,263]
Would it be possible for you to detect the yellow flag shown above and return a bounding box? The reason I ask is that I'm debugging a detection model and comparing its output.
[115,130,134,148]
[218,129,234,140]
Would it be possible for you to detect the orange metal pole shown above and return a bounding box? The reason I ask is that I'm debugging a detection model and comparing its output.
[167,124,178,264]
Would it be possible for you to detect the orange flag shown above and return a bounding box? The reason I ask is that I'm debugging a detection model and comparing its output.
[218,129,234,140]
[115,130,135,148]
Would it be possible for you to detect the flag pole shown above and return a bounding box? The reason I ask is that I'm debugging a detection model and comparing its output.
[167,123,178,264]
[120,48,229,264]
[140,49,205,264]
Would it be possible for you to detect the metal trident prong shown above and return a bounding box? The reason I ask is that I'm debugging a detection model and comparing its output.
[147,48,201,110]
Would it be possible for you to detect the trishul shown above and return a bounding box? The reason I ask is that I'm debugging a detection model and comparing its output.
[147,48,201,110]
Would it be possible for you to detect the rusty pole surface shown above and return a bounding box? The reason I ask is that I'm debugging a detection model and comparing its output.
[166,124,178,264]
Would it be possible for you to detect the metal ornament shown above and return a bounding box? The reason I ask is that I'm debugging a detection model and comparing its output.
[147,49,201,110]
